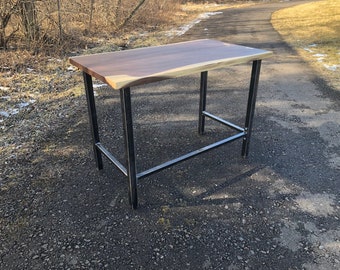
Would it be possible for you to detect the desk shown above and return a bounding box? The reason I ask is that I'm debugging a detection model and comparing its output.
[69,39,272,209]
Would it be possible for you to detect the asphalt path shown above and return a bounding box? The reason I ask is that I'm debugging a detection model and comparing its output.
[1,1,339,269]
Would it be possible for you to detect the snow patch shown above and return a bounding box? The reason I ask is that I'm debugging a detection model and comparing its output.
[303,44,339,71]
[323,64,340,71]
[313,53,326,57]
[67,66,77,71]
[166,11,223,37]
[93,83,107,89]
[303,47,313,53]
[0,99,36,119]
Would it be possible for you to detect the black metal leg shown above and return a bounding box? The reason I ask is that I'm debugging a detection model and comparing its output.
[120,87,138,209]
[242,60,262,157]
[198,71,208,135]
[83,72,103,170]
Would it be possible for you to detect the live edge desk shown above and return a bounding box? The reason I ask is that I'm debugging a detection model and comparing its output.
[69,39,272,209]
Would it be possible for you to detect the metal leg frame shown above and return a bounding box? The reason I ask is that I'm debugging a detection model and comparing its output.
[83,61,262,209]
[242,60,262,157]
[120,88,138,209]
[198,71,208,135]
[83,72,103,170]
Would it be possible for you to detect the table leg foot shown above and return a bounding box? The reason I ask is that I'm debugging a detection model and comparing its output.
[128,180,138,209]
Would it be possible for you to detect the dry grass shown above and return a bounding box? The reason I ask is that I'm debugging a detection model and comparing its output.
[182,1,254,12]
[177,0,254,24]
[271,0,340,90]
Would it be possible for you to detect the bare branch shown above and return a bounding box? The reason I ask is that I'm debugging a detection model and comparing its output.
[118,0,147,29]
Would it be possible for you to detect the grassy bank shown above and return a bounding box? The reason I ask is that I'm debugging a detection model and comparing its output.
[271,0,340,90]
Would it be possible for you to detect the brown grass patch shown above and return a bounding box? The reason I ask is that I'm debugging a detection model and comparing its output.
[271,0,340,90]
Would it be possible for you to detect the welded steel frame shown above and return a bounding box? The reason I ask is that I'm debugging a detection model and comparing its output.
[82,59,262,209]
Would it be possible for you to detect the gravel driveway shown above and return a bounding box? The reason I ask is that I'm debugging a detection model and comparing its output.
[1,0,339,269]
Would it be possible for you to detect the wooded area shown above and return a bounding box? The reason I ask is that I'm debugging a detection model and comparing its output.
[0,0,186,53]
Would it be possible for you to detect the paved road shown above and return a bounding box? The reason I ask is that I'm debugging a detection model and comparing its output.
[1,1,339,269]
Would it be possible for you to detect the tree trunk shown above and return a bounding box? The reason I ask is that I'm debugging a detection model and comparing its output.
[0,1,20,49]
[20,0,39,42]
[0,14,10,48]
[88,0,95,33]
[57,0,62,41]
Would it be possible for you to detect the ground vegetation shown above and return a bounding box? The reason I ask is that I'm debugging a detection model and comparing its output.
[272,0,340,90]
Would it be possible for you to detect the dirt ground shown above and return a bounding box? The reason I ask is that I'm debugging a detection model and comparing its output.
[1,0,339,269]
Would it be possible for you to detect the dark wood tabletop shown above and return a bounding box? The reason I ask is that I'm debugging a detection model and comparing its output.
[69,39,272,90]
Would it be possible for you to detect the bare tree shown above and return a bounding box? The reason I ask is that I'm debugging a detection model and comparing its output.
[57,0,62,41]
[86,0,94,33]
[19,0,39,43]
[0,0,20,49]
[115,0,122,26]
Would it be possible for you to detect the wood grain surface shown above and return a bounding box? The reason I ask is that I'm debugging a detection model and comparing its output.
[69,39,272,90]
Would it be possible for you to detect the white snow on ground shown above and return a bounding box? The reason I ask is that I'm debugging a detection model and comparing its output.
[0,98,36,121]
[0,79,105,122]
[93,83,106,89]
[67,66,77,71]
[166,12,223,37]
[93,83,108,96]
[323,64,340,71]
[303,44,340,71]
[303,47,313,53]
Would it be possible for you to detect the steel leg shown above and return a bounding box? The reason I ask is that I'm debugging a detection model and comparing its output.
[242,60,262,157]
[83,72,103,170]
[120,87,138,209]
[198,71,208,135]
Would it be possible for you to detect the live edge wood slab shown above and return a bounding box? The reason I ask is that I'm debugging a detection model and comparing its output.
[69,39,272,90]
